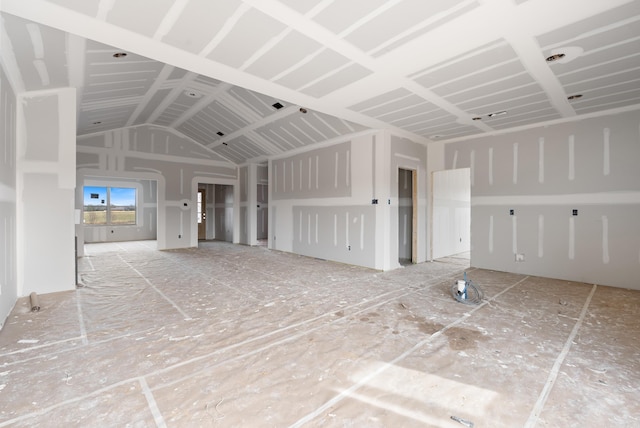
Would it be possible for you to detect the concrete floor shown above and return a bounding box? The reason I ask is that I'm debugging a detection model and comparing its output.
[0,241,638,427]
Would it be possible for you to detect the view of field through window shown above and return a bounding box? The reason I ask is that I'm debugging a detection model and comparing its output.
[83,186,136,225]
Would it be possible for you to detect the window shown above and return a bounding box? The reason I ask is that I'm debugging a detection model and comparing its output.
[83,186,136,225]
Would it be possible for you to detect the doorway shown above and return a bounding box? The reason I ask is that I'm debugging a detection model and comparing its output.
[431,168,471,260]
[197,188,206,240]
[398,168,417,265]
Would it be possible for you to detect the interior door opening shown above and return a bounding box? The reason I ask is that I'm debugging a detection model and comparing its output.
[431,168,471,263]
[398,168,417,265]
[197,188,206,240]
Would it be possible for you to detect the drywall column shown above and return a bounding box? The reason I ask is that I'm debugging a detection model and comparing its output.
[0,66,18,328]
[247,164,258,245]
[238,164,258,245]
[427,142,446,261]
[16,88,76,295]
[374,131,394,271]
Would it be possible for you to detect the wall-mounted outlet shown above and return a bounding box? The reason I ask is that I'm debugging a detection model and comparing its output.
[178,234,182,238]
[372,199,378,204]
[348,245,351,251]
[515,253,525,262]
[509,209,515,216]
[572,209,578,216]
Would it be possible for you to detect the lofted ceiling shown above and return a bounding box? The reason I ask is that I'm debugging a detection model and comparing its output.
[1,0,639,165]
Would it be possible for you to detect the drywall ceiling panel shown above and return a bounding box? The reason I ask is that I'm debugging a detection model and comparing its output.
[212,137,262,164]
[370,1,479,58]
[275,48,350,90]
[487,107,560,130]
[162,0,242,54]
[563,69,640,95]
[403,114,459,132]
[443,73,536,105]
[154,103,190,127]
[277,0,324,15]
[557,56,640,86]
[177,122,215,148]
[132,88,172,125]
[106,0,175,37]
[378,103,444,124]
[342,0,457,53]
[458,84,544,113]
[312,0,389,35]
[349,88,413,112]
[193,74,221,89]
[463,92,551,118]
[568,80,640,102]
[357,94,432,118]
[536,2,640,50]
[207,8,286,68]
[184,112,228,138]
[300,63,373,97]
[46,0,100,16]
[244,31,322,80]
[391,110,453,128]
[78,105,137,135]
[228,87,283,117]
[431,60,525,98]
[548,41,640,79]
[206,101,251,129]
[412,41,515,89]
[571,90,640,114]
[168,67,189,80]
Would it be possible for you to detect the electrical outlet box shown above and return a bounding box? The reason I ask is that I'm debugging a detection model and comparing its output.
[509,209,515,216]
[515,253,525,262]
[572,209,578,216]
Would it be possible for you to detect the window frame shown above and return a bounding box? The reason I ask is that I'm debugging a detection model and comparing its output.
[82,182,139,227]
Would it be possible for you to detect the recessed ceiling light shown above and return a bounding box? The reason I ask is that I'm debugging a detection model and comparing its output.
[545,53,565,62]
[184,90,203,98]
[567,94,583,100]
[113,52,127,58]
[299,107,307,114]
[272,102,283,110]
[216,131,224,136]
[487,110,507,118]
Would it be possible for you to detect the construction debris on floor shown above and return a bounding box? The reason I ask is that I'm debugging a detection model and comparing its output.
[0,241,638,427]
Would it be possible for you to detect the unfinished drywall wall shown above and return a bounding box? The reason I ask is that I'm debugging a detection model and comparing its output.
[445,109,640,289]
[76,125,238,253]
[81,177,157,243]
[432,168,471,259]
[270,135,377,267]
[17,88,76,296]
[269,131,427,271]
[0,66,17,328]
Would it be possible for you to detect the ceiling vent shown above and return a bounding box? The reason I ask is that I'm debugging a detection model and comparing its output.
[272,102,284,110]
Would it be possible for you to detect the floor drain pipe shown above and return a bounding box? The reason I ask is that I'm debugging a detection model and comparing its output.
[30,292,41,312]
